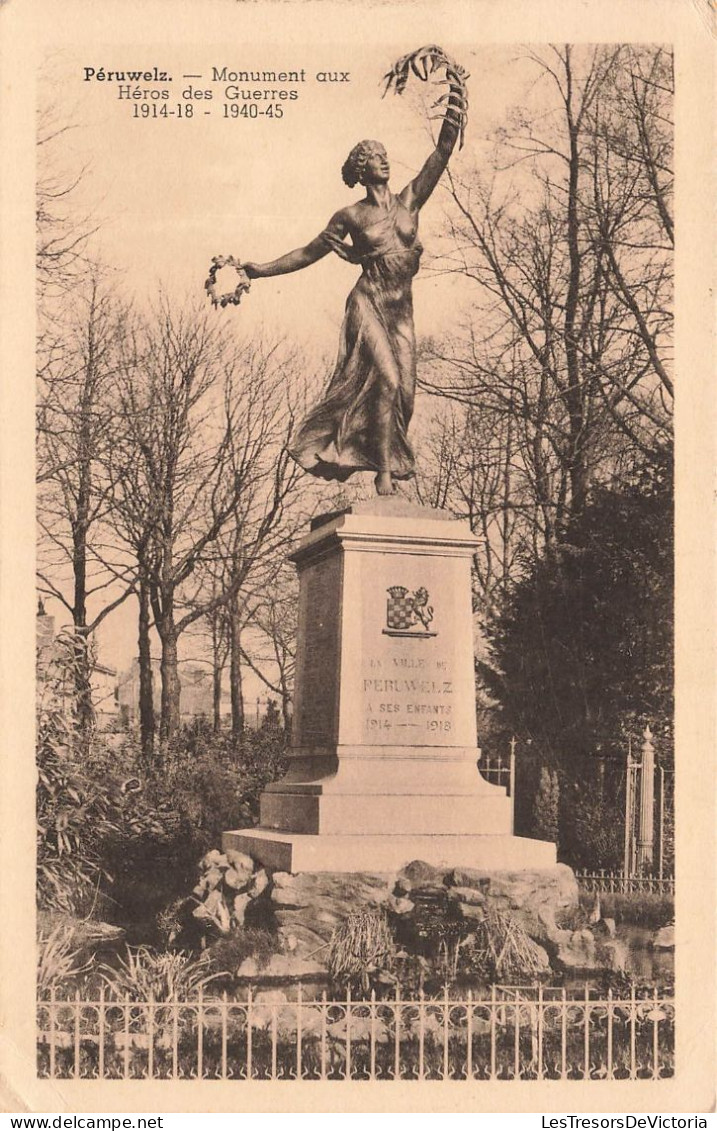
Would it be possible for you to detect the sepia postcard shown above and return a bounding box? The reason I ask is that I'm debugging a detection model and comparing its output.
[0,0,714,1115]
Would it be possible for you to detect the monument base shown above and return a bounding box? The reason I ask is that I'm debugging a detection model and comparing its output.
[222,828,557,874]
[226,499,557,878]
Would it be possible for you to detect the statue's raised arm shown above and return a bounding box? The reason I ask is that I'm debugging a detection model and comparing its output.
[386,47,469,212]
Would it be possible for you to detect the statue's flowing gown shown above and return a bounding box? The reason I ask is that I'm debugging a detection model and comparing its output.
[288,196,422,482]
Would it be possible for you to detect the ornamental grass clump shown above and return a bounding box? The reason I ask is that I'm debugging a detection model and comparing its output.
[328,912,396,992]
[37,924,93,995]
[98,945,223,1001]
[472,909,548,981]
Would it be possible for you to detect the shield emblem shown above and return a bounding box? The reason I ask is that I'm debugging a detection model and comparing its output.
[386,586,414,630]
[383,585,437,637]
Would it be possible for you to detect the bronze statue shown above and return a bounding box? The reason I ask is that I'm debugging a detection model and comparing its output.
[242,46,468,496]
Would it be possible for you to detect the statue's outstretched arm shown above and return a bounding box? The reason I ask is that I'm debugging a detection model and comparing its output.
[244,211,349,279]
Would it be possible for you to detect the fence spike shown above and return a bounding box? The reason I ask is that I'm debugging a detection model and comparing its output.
[98,985,105,1080]
[123,994,130,1079]
[652,985,660,1079]
[490,984,497,1080]
[197,986,205,1081]
[219,988,228,1081]
[72,988,81,1080]
[320,989,328,1081]
[296,983,303,1081]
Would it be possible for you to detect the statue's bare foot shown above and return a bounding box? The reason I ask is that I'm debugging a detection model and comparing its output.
[375,471,395,496]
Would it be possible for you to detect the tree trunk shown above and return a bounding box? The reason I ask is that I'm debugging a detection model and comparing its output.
[72,633,94,752]
[213,662,223,734]
[137,575,155,763]
[280,678,291,735]
[210,612,225,734]
[72,451,93,740]
[229,601,245,740]
[158,623,181,744]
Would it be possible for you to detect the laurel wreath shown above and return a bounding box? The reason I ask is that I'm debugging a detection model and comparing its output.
[382,45,469,150]
[204,256,252,308]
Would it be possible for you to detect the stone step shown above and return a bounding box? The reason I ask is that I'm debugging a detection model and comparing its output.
[259,789,512,836]
[223,829,557,874]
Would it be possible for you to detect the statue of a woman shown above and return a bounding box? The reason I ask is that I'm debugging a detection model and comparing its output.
[243,52,467,496]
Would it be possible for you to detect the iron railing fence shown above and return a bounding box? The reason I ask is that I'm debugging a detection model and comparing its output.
[37,984,674,1081]
[575,870,675,896]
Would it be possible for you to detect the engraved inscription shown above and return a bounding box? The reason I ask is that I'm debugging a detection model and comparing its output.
[362,652,455,744]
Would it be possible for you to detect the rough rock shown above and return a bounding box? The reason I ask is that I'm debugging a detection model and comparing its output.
[411,884,449,902]
[270,872,310,909]
[197,889,231,933]
[456,902,485,924]
[201,849,228,870]
[553,934,597,972]
[449,869,491,893]
[269,871,391,965]
[249,868,270,899]
[224,866,253,893]
[446,865,579,945]
[271,871,389,914]
[238,953,326,981]
[199,862,593,983]
[596,939,628,972]
[203,865,224,891]
[653,923,675,950]
[525,940,552,973]
[276,922,330,959]
[225,849,255,874]
[232,893,252,926]
[399,860,448,886]
[387,896,415,916]
[592,917,617,939]
[253,988,287,1004]
[448,886,486,907]
[553,933,627,974]
[572,928,595,944]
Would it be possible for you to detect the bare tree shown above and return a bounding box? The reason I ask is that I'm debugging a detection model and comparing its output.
[416,399,525,614]
[36,102,96,305]
[240,566,299,733]
[582,45,673,453]
[420,44,673,576]
[110,306,305,751]
[37,277,134,737]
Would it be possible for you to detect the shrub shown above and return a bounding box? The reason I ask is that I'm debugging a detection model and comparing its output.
[206,928,277,981]
[36,634,125,914]
[532,766,560,844]
[37,924,93,995]
[328,912,396,992]
[98,946,223,1001]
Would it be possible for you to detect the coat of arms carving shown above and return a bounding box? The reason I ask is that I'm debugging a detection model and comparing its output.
[382,586,437,638]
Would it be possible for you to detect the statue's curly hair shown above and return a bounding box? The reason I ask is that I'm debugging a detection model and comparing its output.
[341,139,386,188]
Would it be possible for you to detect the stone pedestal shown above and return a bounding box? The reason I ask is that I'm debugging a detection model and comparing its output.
[224,499,555,873]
